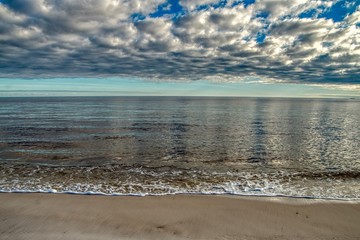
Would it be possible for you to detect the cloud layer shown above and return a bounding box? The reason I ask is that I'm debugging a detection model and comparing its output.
[0,0,359,85]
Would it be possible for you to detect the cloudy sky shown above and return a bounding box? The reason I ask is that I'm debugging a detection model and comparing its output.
[0,0,359,97]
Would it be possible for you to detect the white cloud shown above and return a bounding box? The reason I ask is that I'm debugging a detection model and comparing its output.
[179,0,219,11]
[345,8,360,25]
[0,0,359,86]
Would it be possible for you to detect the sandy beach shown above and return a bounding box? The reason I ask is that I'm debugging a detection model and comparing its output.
[0,193,359,240]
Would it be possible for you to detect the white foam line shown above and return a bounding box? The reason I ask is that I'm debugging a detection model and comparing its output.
[0,189,359,202]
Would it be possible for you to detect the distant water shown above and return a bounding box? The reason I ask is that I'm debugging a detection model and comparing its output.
[1,97,360,199]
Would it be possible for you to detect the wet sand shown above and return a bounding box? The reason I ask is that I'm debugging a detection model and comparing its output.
[1,193,360,240]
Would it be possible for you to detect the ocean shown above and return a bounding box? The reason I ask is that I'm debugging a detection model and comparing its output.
[0,96,359,199]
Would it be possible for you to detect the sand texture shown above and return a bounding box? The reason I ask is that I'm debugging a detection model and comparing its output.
[1,193,360,240]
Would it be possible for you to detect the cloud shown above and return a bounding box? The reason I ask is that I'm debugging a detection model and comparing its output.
[0,0,359,86]
[179,0,220,11]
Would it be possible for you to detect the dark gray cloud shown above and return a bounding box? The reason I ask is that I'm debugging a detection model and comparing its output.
[0,0,359,86]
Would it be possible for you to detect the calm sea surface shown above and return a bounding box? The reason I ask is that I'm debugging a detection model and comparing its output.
[0,97,359,199]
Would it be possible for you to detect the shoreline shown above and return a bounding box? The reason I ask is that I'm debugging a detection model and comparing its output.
[1,193,360,239]
[1,189,360,202]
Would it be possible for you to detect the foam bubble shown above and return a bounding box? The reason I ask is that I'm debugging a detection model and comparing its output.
[1,164,360,200]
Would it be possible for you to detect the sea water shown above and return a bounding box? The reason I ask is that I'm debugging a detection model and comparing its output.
[0,97,359,199]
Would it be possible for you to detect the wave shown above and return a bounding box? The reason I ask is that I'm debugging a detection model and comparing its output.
[1,163,360,200]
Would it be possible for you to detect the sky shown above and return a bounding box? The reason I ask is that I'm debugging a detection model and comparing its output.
[0,0,359,97]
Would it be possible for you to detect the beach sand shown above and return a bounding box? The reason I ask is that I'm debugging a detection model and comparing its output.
[1,193,360,240]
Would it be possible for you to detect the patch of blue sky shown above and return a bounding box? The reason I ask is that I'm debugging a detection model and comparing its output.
[256,11,269,19]
[298,0,359,21]
[318,0,359,22]
[195,0,255,11]
[130,13,146,22]
[206,0,227,9]
[149,0,185,18]
[194,0,227,11]
[253,12,269,44]
[256,32,266,44]
[231,0,255,8]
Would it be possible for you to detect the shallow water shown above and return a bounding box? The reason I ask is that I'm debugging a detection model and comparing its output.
[1,97,360,199]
